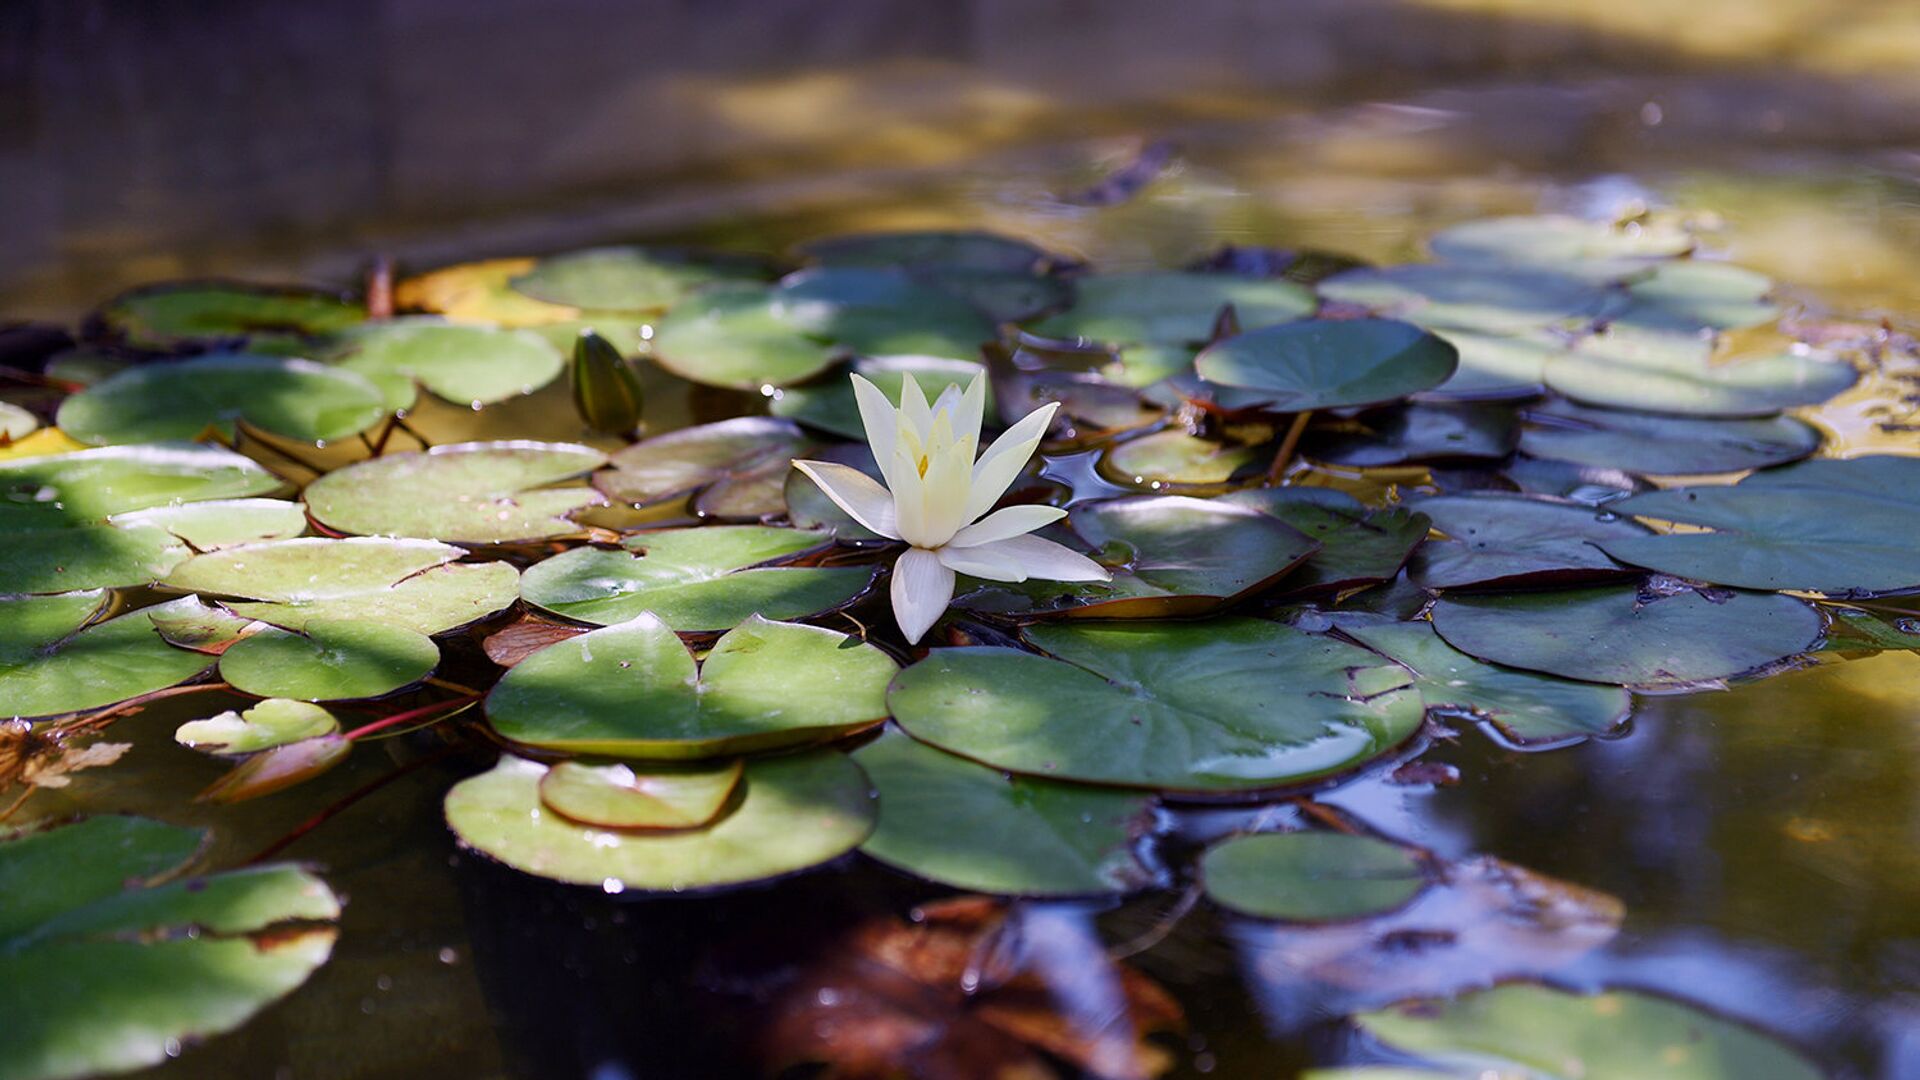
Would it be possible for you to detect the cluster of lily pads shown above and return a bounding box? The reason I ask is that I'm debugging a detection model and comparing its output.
[3,214,1900,1079]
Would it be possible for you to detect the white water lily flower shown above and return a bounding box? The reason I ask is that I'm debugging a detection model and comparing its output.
[793,372,1110,644]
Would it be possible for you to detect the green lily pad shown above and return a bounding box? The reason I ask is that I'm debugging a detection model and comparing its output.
[322,319,566,410]
[996,369,1164,441]
[1424,329,1557,400]
[1596,455,1920,594]
[1029,272,1315,347]
[1355,983,1821,1080]
[1194,318,1458,412]
[109,498,307,549]
[304,441,607,544]
[1428,214,1694,269]
[595,417,810,510]
[1429,583,1823,687]
[175,699,340,755]
[1318,265,1613,333]
[1099,429,1265,490]
[488,613,893,757]
[771,355,990,439]
[888,618,1424,795]
[0,593,227,720]
[1303,403,1516,466]
[781,442,889,542]
[0,815,340,1080]
[444,750,877,891]
[507,246,767,311]
[1220,488,1430,597]
[798,230,1051,273]
[1543,333,1856,417]
[1330,613,1631,745]
[88,282,365,350]
[648,284,842,390]
[1518,399,1820,476]
[218,619,438,701]
[906,265,1072,323]
[1407,493,1648,590]
[519,524,874,630]
[1608,259,1780,334]
[57,353,387,445]
[538,759,745,830]
[1200,831,1428,921]
[165,537,520,635]
[1,402,39,440]
[955,495,1319,619]
[0,443,282,521]
[852,729,1157,897]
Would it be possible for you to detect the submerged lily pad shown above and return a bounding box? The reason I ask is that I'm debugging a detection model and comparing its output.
[1030,272,1315,348]
[595,417,810,512]
[508,246,767,311]
[165,537,519,635]
[175,699,340,755]
[304,441,607,544]
[57,354,387,445]
[1100,429,1265,490]
[88,282,365,350]
[771,355,989,440]
[444,751,876,891]
[1220,488,1430,596]
[1355,983,1821,1080]
[321,320,566,410]
[1597,455,1920,594]
[0,594,227,719]
[519,524,873,630]
[853,730,1157,897]
[0,815,341,1080]
[1318,265,1612,333]
[1518,399,1820,476]
[1429,583,1823,687]
[218,619,438,701]
[1201,831,1428,921]
[538,759,744,830]
[1407,493,1648,590]
[488,613,893,757]
[1543,333,1856,417]
[1194,319,1458,412]
[888,619,1423,795]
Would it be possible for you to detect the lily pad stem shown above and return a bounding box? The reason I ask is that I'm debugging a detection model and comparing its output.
[1108,880,1202,959]
[1266,410,1313,484]
[342,693,479,742]
[55,681,235,735]
[243,745,456,865]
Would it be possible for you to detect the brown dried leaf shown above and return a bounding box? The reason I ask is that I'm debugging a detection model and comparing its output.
[483,615,588,668]
[0,719,132,792]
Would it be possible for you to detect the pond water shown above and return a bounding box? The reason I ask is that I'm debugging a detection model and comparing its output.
[6,80,1920,1080]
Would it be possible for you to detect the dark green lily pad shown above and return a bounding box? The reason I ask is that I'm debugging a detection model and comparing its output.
[88,283,365,350]
[444,750,876,891]
[1,402,38,440]
[888,618,1423,795]
[1029,272,1314,347]
[1304,403,1516,466]
[1596,455,1920,594]
[852,729,1157,897]
[1099,429,1265,491]
[488,613,893,758]
[1220,488,1430,597]
[595,417,810,512]
[165,537,520,635]
[57,354,387,445]
[1518,399,1820,476]
[0,815,340,1080]
[304,441,606,544]
[1428,214,1694,270]
[519,524,874,630]
[321,319,566,410]
[771,355,990,439]
[218,619,438,701]
[955,495,1318,618]
[538,759,744,830]
[1407,493,1648,590]
[996,369,1164,441]
[907,265,1072,323]
[1543,332,1856,417]
[1330,613,1631,745]
[1194,319,1458,412]
[507,246,767,311]
[1317,265,1613,333]
[799,230,1050,274]
[1355,982,1821,1080]
[1497,457,1650,503]
[1429,583,1823,687]
[0,593,228,720]
[1201,831,1428,921]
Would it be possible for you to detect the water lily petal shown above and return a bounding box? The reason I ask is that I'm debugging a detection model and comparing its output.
[890,441,934,546]
[850,374,900,487]
[899,372,934,445]
[891,547,955,645]
[966,402,1059,524]
[936,534,1110,583]
[791,460,901,539]
[914,411,974,547]
[947,504,1066,548]
[954,372,988,451]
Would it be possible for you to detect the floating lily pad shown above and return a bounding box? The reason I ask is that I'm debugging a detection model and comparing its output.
[1330,613,1631,745]
[1429,584,1823,687]
[1518,399,1820,476]
[304,441,606,544]
[782,441,888,541]
[1194,319,1458,412]
[176,699,340,755]
[853,730,1157,897]
[1201,831,1428,921]
[1318,265,1612,333]
[397,258,587,325]
[0,815,340,1080]
[109,498,307,550]
[520,524,873,630]
[1,402,39,440]
[218,619,438,701]
[648,284,842,389]
[596,417,810,513]
[1355,983,1821,1080]
[771,355,989,439]
[57,353,387,445]
[956,495,1318,618]
[321,320,566,410]
[1099,429,1265,490]
[1543,333,1855,417]
[0,443,282,520]
[1304,403,1516,466]
[1609,259,1780,334]
[1596,456,1920,594]
[444,751,877,891]
[1497,456,1650,503]
[88,282,365,350]
[1029,272,1315,347]
[488,613,892,757]
[1220,488,1430,596]
[888,619,1423,795]
[165,537,520,635]
[1423,329,1558,400]
[508,246,767,311]
[799,231,1050,274]
[905,265,1072,323]
[1407,493,1648,590]
[996,369,1164,441]
[1428,214,1694,269]
[1,594,227,720]
[538,759,745,830]
[148,597,258,653]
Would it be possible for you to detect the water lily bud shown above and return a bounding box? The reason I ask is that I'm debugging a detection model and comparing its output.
[571,329,644,435]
